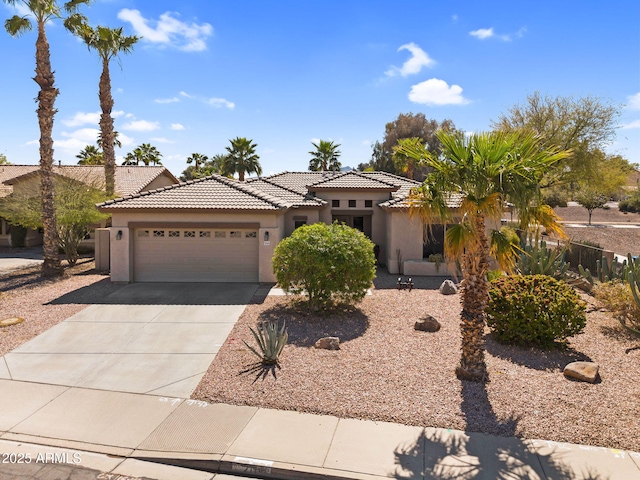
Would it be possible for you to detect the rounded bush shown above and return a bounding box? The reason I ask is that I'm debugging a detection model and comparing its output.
[272,223,376,310]
[486,275,587,348]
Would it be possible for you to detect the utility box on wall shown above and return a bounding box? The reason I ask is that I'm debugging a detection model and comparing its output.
[95,228,110,272]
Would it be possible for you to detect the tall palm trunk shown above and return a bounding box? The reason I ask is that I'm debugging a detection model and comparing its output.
[99,58,116,197]
[34,20,61,277]
[456,213,491,381]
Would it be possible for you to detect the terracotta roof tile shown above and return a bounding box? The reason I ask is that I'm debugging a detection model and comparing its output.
[98,174,288,211]
[0,165,178,198]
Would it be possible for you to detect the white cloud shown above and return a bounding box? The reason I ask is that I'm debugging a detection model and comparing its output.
[385,42,435,77]
[55,128,101,152]
[621,120,640,129]
[117,9,213,52]
[208,97,235,109]
[155,97,180,104]
[452,14,458,22]
[469,28,494,40]
[170,123,185,131]
[361,139,371,146]
[25,139,39,146]
[118,133,135,147]
[469,27,522,41]
[122,120,161,132]
[113,110,126,118]
[408,78,469,106]
[151,137,174,144]
[116,88,124,94]
[627,93,640,110]
[179,91,193,98]
[63,112,100,127]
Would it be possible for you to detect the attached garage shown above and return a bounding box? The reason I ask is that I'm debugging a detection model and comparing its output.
[133,227,259,282]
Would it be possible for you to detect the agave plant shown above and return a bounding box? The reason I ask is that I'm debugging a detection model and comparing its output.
[244,320,288,365]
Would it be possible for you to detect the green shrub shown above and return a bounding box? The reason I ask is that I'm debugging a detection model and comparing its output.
[619,196,640,213]
[594,280,640,335]
[272,222,376,310]
[487,275,587,348]
[543,189,568,208]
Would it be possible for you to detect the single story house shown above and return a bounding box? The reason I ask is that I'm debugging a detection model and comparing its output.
[98,170,454,283]
[0,165,178,247]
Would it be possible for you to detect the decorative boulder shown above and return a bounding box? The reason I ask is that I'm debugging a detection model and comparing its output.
[0,317,24,328]
[563,361,599,383]
[439,280,458,295]
[415,315,441,332]
[315,336,340,350]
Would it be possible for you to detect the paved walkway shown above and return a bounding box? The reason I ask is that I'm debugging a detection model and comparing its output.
[1,282,638,479]
[0,379,638,479]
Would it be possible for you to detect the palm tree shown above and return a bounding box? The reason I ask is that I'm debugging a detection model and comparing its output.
[225,137,262,181]
[76,144,104,165]
[397,130,570,382]
[186,153,208,173]
[3,0,90,277]
[309,140,341,171]
[75,24,137,197]
[97,129,122,150]
[122,143,162,166]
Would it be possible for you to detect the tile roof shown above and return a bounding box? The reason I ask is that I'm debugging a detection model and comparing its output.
[0,165,178,198]
[306,171,400,190]
[98,174,289,211]
[246,177,326,208]
[0,165,39,198]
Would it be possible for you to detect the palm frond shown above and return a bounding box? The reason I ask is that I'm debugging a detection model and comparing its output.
[4,15,32,36]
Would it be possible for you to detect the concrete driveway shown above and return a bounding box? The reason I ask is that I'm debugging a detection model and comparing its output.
[0,246,43,275]
[0,283,259,398]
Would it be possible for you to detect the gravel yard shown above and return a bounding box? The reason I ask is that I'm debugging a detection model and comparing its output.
[192,272,640,452]
[554,205,640,256]
[0,259,121,356]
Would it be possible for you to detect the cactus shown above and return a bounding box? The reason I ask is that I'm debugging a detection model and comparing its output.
[621,271,640,337]
[244,320,288,365]
[517,239,569,279]
[579,254,639,285]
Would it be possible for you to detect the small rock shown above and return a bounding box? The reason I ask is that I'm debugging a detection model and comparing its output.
[439,279,458,295]
[0,317,24,328]
[563,361,599,383]
[315,336,340,350]
[415,315,441,332]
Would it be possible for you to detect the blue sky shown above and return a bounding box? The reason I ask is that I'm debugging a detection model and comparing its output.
[1,0,639,177]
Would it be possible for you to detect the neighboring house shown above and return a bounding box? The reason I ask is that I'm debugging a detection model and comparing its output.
[98,170,456,283]
[0,165,179,247]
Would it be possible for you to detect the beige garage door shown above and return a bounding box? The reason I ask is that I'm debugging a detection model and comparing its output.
[134,227,259,282]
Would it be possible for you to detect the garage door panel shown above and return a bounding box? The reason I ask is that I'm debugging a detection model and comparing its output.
[134,228,258,282]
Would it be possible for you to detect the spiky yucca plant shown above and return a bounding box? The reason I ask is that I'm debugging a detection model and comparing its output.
[244,320,288,365]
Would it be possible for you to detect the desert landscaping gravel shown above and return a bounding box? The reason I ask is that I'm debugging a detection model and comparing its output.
[193,276,640,453]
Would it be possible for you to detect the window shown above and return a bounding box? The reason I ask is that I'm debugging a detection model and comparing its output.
[215,231,226,238]
[168,230,179,237]
[245,232,257,238]
[365,200,373,208]
[199,231,211,238]
[349,200,356,208]
[332,199,340,207]
[230,231,242,238]
[294,220,307,229]
[153,230,164,237]
[138,230,149,237]
[184,231,195,238]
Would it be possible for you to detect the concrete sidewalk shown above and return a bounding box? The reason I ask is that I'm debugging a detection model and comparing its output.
[1,379,638,480]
